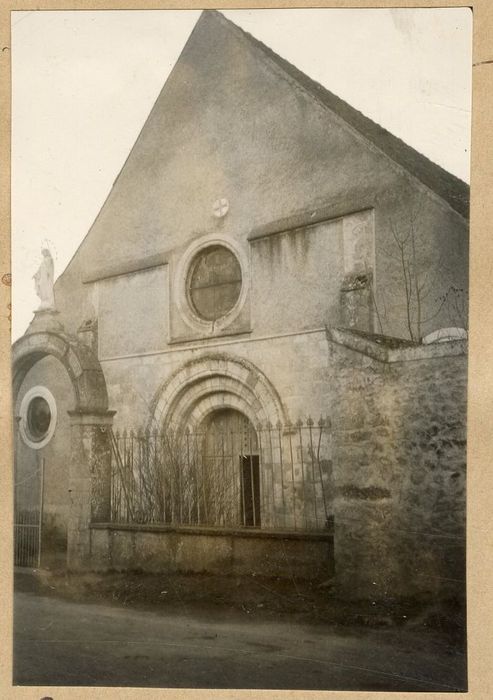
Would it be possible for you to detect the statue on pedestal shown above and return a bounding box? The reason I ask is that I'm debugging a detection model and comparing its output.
[33,248,55,311]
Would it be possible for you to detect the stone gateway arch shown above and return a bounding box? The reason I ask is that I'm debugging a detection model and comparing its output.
[12,325,115,569]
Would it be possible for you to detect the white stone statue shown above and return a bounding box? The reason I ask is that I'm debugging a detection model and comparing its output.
[33,248,55,311]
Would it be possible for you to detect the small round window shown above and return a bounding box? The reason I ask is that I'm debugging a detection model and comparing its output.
[27,396,52,442]
[188,245,242,322]
[19,386,57,449]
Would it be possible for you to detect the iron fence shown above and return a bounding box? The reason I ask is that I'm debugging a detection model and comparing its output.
[14,509,41,568]
[110,420,332,532]
[14,458,44,568]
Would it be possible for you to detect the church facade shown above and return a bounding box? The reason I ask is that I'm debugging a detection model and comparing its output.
[13,11,468,597]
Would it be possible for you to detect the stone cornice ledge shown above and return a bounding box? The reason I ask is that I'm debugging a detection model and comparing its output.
[248,202,373,242]
[329,327,468,363]
[83,251,170,284]
[90,522,333,540]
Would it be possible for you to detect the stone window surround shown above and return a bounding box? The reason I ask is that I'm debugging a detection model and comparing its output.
[173,234,250,335]
[18,385,58,450]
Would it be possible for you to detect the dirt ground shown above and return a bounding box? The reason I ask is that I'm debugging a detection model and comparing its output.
[13,569,468,690]
[14,567,466,650]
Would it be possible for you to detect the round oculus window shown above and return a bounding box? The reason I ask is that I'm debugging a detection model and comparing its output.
[26,396,52,442]
[19,386,57,449]
[188,245,242,322]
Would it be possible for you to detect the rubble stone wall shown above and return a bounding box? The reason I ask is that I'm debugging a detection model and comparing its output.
[329,329,467,600]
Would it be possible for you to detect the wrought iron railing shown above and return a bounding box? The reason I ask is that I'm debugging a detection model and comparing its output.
[14,458,44,568]
[14,508,41,568]
[109,420,332,532]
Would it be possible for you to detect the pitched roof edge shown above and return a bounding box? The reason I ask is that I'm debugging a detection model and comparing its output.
[211,10,469,220]
[55,9,469,294]
[54,11,213,290]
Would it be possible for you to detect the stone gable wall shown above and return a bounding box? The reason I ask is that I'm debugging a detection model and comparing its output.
[329,331,467,600]
[52,12,468,344]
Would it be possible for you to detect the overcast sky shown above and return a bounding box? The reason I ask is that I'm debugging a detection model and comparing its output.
[11,8,472,340]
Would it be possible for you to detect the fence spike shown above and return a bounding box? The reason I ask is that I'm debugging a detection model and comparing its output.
[256,422,263,432]
[266,420,272,430]
[307,416,314,427]
[318,417,326,428]
[276,420,282,430]
[115,429,121,440]
[295,418,303,428]
[122,428,127,439]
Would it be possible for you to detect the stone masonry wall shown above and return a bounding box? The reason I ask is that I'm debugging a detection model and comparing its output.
[329,329,467,601]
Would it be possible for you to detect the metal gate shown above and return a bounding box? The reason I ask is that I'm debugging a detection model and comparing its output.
[14,458,44,568]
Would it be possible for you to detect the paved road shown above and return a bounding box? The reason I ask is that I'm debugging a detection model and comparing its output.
[13,591,466,691]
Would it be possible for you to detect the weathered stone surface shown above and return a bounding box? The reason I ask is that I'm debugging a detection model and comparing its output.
[89,524,333,580]
[338,485,391,500]
[12,330,109,413]
[330,333,467,600]
[67,412,115,570]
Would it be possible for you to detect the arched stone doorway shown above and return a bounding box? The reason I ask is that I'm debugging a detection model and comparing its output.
[199,408,261,527]
[12,328,114,569]
[149,354,288,530]
[150,353,288,432]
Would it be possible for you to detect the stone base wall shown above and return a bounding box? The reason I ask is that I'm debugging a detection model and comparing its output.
[329,329,467,600]
[89,524,334,580]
